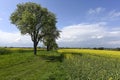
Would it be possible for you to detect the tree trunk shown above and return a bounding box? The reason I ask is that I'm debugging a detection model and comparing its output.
[33,41,37,55]
[47,44,50,51]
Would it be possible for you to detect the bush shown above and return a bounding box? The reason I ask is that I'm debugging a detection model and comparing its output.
[0,48,11,55]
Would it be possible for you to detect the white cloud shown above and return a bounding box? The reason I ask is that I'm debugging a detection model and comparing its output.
[109,10,120,17]
[107,40,120,45]
[57,22,120,48]
[14,37,21,42]
[109,31,120,36]
[58,22,106,42]
[87,8,120,22]
[0,30,32,47]
[88,7,105,14]
[91,35,103,39]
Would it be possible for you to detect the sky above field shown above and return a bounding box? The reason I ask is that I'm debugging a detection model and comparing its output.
[0,0,120,48]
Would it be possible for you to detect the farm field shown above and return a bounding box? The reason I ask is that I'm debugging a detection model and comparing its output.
[0,48,120,80]
[1,1,120,80]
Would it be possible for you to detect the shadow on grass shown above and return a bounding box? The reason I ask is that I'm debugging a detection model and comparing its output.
[39,54,64,62]
[38,52,83,63]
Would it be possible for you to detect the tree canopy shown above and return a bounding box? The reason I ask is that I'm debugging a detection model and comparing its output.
[10,2,60,55]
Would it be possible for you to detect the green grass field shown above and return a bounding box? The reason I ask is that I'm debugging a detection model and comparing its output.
[0,48,120,80]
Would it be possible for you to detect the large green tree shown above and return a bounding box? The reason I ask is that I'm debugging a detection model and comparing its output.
[10,2,58,55]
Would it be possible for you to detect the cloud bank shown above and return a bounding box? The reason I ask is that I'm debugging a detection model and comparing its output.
[0,30,32,47]
[0,22,120,48]
[58,22,120,48]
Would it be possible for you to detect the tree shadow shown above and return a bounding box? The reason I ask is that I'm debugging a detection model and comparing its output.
[71,53,83,56]
[39,53,83,62]
[39,54,64,62]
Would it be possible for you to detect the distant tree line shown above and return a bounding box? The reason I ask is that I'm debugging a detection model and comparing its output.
[59,47,120,51]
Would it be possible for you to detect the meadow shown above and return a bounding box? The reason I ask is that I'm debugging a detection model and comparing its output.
[0,48,120,80]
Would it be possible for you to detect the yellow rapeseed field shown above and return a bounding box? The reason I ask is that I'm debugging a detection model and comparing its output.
[58,49,120,58]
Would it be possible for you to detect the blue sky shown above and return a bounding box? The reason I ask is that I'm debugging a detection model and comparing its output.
[0,0,120,48]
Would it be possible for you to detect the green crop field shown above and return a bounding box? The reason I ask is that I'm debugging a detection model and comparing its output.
[58,49,120,80]
[0,48,120,80]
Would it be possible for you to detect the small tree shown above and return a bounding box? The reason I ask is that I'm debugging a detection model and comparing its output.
[41,12,60,51]
[43,30,60,51]
[10,2,58,55]
[43,36,59,51]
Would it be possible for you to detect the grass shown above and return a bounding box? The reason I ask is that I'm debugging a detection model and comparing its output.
[0,50,66,80]
[0,48,120,80]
